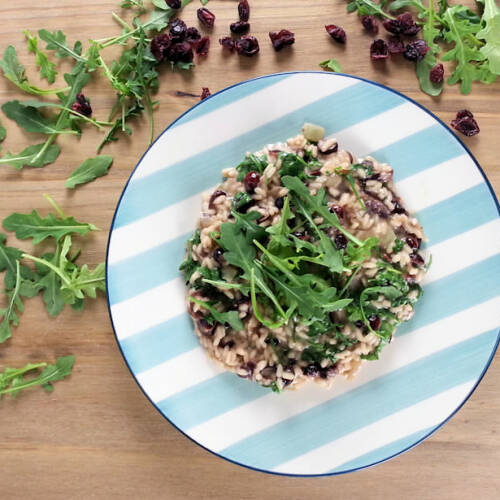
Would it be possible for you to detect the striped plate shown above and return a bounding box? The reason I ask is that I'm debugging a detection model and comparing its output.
[106,72,500,476]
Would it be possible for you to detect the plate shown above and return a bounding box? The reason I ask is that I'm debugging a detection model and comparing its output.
[106,72,500,476]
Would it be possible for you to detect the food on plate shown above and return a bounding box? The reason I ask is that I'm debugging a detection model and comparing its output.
[180,124,428,392]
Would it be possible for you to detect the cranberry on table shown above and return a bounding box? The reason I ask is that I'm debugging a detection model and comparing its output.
[243,171,261,193]
[238,0,250,22]
[200,87,211,100]
[387,37,405,55]
[170,19,187,41]
[430,63,444,84]
[168,41,194,63]
[166,0,181,8]
[235,36,260,56]
[194,36,210,55]
[403,40,429,62]
[230,21,250,34]
[325,24,346,43]
[197,7,216,28]
[72,93,92,117]
[150,34,172,61]
[219,37,235,51]
[383,13,419,36]
[451,109,480,137]
[370,39,389,60]
[185,27,201,44]
[361,15,378,34]
[269,30,295,51]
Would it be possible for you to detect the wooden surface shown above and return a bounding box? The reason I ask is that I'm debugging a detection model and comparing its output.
[1,1,499,499]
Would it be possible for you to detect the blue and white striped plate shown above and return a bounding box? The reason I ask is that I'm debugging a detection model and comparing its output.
[106,72,500,476]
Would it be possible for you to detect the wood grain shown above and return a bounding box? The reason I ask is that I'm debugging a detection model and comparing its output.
[0,1,499,499]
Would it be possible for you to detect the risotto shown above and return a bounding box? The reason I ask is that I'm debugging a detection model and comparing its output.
[180,123,428,392]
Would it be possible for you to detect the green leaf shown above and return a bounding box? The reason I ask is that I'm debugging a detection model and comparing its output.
[346,0,395,18]
[1,100,76,135]
[319,58,342,72]
[0,233,23,288]
[65,156,113,188]
[0,355,74,398]
[0,260,24,343]
[35,252,65,317]
[38,29,86,62]
[278,152,308,179]
[0,118,5,142]
[477,0,500,75]
[235,153,268,181]
[201,0,210,4]
[189,297,244,331]
[0,142,60,170]
[3,209,98,244]
[62,262,106,301]
[0,46,68,96]
[152,0,170,9]
[24,30,57,84]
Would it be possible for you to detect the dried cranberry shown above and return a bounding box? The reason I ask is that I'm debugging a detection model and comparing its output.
[410,252,425,267]
[354,320,364,328]
[219,37,235,51]
[308,169,321,176]
[430,63,444,84]
[230,21,250,34]
[197,7,215,28]
[329,204,344,219]
[405,234,421,249]
[274,196,285,209]
[334,233,348,250]
[194,36,210,55]
[361,15,378,34]
[238,0,250,22]
[392,199,407,215]
[404,273,416,285]
[185,27,201,44]
[451,109,480,137]
[387,36,405,55]
[261,365,276,379]
[213,247,224,264]
[320,365,338,379]
[170,19,187,42]
[370,39,389,60]
[208,190,225,208]
[235,36,260,56]
[325,24,346,43]
[240,361,256,377]
[150,34,172,62]
[365,197,390,218]
[197,319,216,336]
[71,93,92,117]
[303,363,320,377]
[403,40,429,62]
[243,171,260,193]
[220,339,235,349]
[383,13,419,36]
[166,0,181,8]
[269,30,295,51]
[200,87,211,100]
[368,315,381,331]
[168,41,194,63]
[292,231,310,241]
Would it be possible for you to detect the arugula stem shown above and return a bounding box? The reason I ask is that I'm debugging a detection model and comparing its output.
[250,269,287,329]
[112,12,133,32]
[339,265,361,298]
[5,261,21,321]
[43,193,67,218]
[0,362,47,384]
[22,253,71,287]
[0,364,64,394]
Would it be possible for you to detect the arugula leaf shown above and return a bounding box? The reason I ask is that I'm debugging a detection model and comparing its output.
[442,6,494,94]
[319,58,342,72]
[0,142,60,170]
[347,0,395,19]
[0,260,24,342]
[38,29,86,63]
[189,297,243,331]
[1,100,78,135]
[0,355,74,398]
[266,196,292,238]
[35,252,65,317]
[120,0,145,11]
[0,233,23,288]
[392,238,405,253]
[0,118,5,142]
[24,30,57,84]
[477,0,500,75]
[3,209,97,244]
[278,152,308,179]
[232,210,267,242]
[65,156,113,188]
[0,46,68,96]
[235,153,268,181]
[232,192,253,212]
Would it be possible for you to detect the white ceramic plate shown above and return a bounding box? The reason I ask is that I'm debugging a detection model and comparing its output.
[106,72,500,476]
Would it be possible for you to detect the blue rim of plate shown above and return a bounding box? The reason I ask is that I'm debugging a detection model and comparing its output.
[105,71,500,477]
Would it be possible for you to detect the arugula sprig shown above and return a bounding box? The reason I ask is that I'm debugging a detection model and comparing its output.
[0,355,74,398]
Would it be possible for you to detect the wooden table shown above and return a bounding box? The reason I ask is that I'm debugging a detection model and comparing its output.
[1,1,499,498]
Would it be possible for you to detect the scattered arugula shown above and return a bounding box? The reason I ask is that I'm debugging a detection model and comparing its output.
[0,355,74,398]
[65,156,114,188]
[319,58,343,72]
